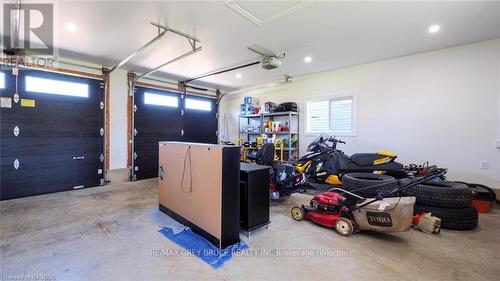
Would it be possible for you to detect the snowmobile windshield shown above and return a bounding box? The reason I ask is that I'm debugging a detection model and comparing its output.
[307,136,324,152]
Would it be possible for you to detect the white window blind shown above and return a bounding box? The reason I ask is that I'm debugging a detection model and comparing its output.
[307,95,355,135]
[307,100,329,132]
[0,73,5,89]
[330,97,352,131]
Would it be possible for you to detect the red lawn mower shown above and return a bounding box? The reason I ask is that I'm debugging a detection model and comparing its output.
[291,168,447,236]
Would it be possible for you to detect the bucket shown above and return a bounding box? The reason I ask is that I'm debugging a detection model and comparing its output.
[472,200,492,213]
[352,197,416,232]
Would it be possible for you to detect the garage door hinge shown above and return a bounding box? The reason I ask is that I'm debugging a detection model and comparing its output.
[181,109,184,116]
[13,159,20,169]
[100,101,104,110]
[100,154,104,163]
[215,113,219,119]
[133,105,137,112]
[13,93,19,103]
[134,128,138,136]
[100,128,104,136]
[181,129,184,136]
[13,126,20,136]
[216,130,219,136]
[133,152,137,160]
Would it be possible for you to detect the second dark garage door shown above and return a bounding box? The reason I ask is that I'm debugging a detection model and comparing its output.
[133,86,217,180]
[0,69,105,200]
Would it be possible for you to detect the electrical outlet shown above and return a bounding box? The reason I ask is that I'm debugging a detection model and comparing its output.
[480,161,489,170]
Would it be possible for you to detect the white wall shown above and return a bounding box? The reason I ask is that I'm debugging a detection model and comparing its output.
[219,39,500,188]
[108,70,128,170]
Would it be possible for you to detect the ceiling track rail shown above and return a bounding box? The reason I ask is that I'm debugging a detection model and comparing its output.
[182,60,260,84]
[225,75,292,95]
[135,47,201,82]
[181,44,283,86]
[109,22,202,82]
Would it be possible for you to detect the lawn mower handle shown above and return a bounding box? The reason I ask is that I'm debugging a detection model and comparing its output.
[326,188,365,200]
[327,169,447,212]
[351,168,448,211]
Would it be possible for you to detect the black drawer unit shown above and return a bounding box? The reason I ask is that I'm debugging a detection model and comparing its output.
[240,163,271,235]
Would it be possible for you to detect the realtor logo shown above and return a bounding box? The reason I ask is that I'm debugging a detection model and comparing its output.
[3,3,54,56]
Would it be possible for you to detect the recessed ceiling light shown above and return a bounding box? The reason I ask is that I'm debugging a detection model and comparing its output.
[235,73,242,79]
[66,22,78,32]
[428,25,440,34]
[304,56,312,63]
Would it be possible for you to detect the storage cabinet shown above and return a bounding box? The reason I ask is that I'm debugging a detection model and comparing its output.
[240,163,271,234]
[159,142,240,248]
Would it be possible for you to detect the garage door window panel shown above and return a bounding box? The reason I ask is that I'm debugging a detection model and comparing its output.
[186,98,212,111]
[144,92,178,107]
[25,76,89,98]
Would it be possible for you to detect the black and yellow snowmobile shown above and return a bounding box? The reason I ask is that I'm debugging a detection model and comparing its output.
[294,136,405,185]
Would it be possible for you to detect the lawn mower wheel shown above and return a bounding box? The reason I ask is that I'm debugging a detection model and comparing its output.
[291,206,305,221]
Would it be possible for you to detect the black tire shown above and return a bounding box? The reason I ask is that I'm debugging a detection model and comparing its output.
[404,180,473,208]
[341,173,398,198]
[414,204,478,230]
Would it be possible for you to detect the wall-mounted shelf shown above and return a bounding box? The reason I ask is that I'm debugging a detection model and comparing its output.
[262,112,299,117]
[239,114,261,118]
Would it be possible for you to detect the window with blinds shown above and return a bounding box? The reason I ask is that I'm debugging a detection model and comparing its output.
[307,96,355,135]
[307,100,329,132]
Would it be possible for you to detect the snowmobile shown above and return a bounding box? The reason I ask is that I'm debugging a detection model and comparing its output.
[294,136,406,185]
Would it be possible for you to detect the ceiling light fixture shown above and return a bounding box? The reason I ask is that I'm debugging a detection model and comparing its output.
[66,22,78,32]
[304,56,312,63]
[428,25,440,34]
[235,73,242,79]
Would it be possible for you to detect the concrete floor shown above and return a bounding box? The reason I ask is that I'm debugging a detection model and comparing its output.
[1,179,499,281]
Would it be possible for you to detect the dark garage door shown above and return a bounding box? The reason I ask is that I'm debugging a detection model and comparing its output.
[0,69,105,200]
[133,86,217,180]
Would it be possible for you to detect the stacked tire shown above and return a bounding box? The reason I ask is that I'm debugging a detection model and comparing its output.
[341,173,479,231]
[404,180,478,230]
[341,173,399,198]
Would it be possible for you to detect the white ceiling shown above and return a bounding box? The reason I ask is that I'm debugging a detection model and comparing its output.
[4,0,500,90]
